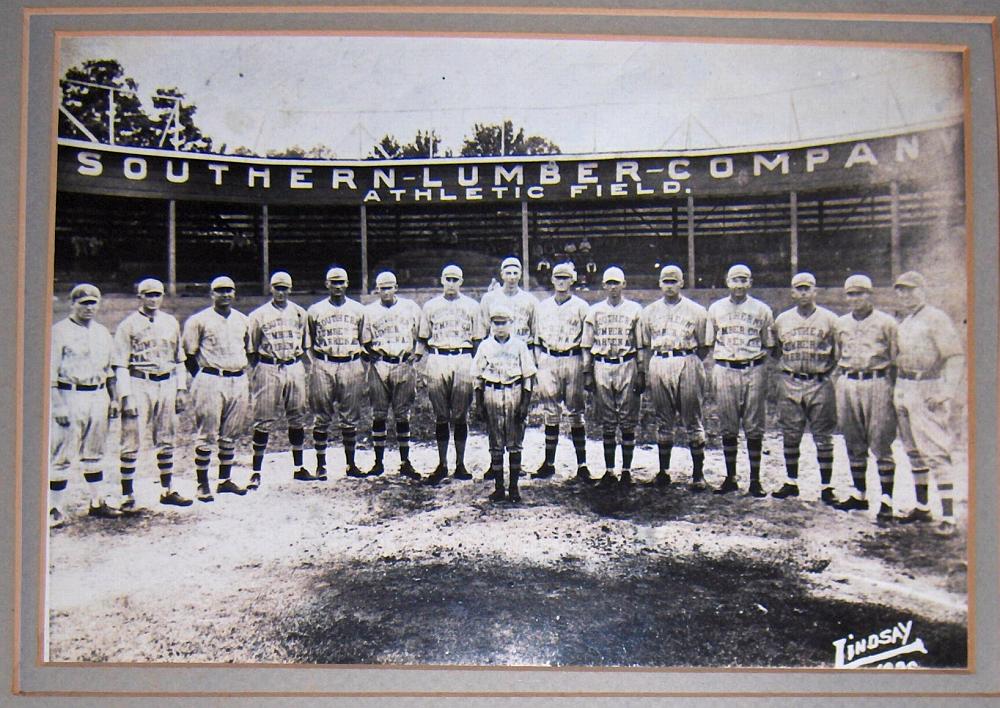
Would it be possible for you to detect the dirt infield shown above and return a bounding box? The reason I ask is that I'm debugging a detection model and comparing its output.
[46,429,968,668]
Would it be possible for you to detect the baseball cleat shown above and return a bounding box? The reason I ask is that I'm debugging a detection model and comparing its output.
[833,496,868,512]
[117,496,145,515]
[713,477,739,495]
[876,502,895,525]
[688,477,708,493]
[216,479,247,496]
[48,507,66,529]
[246,473,262,491]
[596,471,618,489]
[452,465,473,480]
[934,519,958,537]
[619,470,633,488]
[160,490,193,507]
[507,486,522,503]
[314,466,328,481]
[531,463,555,479]
[293,468,320,481]
[196,485,214,503]
[899,507,933,524]
[423,465,448,486]
[488,488,506,503]
[345,465,366,478]
[747,481,767,498]
[771,483,799,499]
[653,470,671,487]
[366,463,385,477]
[88,501,122,519]
[820,488,837,506]
[483,468,497,481]
[398,460,421,481]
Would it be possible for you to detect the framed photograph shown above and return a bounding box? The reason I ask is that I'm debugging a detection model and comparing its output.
[4,0,998,703]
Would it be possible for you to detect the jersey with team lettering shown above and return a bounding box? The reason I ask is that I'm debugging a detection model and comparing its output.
[774,305,838,374]
[582,299,643,357]
[480,288,538,340]
[534,294,589,351]
[706,295,775,361]
[639,296,707,352]
[114,309,184,375]
[51,317,114,387]
[896,304,962,374]
[419,294,484,349]
[362,297,422,357]
[834,309,897,371]
[307,297,365,357]
[182,307,250,371]
[472,335,537,385]
[248,301,308,361]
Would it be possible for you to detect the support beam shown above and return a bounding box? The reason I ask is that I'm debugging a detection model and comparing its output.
[167,200,177,296]
[790,191,799,278]
[686,195,696,286]
[890,181,901,280]
[260,204,270,295]
[360,204,369,294]
[521,200,530,289]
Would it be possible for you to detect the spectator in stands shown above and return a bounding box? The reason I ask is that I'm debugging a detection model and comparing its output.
[579,237,592,254]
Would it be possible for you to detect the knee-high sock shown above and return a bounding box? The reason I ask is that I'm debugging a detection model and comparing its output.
[877,460,895,503]
[657,432,673,472]
[490,452,504,491]
[157,450,173,490]
[49,478,67,511]
[544,424,559,466]
[571,425,587,466]
[119,453,136,496]
[782,437,800,482]
[815,439,834,490]
[396,419,411,461]
[621,428,636,472]
[289,427,305,467]
[453,420,468,466]
[252,430,269,472]
[195,446,212,488]
[722,436,738,481]
[218,441,235,479]
[912,467,930,509]
[372,418,387,465]
[435,421,450,465]
[691,442,706,481]
[509,451,521,488]
[602,426,617,472]
[342,426,357,467]
[313,426,328,470]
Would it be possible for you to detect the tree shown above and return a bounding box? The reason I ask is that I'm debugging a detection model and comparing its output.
[367,130,452,159]
[149,87,213,152]
[460,120,560,157]
[265,144,337,159]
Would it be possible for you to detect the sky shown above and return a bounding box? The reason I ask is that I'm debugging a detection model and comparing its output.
[59,35,963,158]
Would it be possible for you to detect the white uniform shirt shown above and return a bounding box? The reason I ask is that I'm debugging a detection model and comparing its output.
[706,295,775,361]
[534,294,589,351]
[51,317,114,387]
[480,288,538,340]
[307,298,365,357]
[472,335,538,385]
[248,301,309,361]
[834,309,898,372]
[896,304,962,374]
[114,309,185,375]
[419,294,485,349]
[182,307,250,371]
[362,297,422,357]
[639,297,708,352]
[773,306,839,374]
[583,299,643,357]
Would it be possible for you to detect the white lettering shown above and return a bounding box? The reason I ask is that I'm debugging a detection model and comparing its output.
[610,182,628,196]
[845,142,878,168]
[616,161,640,182]
[494,165,523,185]
[570,185,587,198]
[527,186,544,198]
[76,151,103,177]
[165,160,189,184]
[389,189,405,202]
[363,190,381,202]
[439,188,457,201]
[465,187,483,200]
[710,157,733,179]
[289,167,313,189]
[422,167,442,187]
[662,181,681,194]
[208,164,229,185]
[668,159,691,180]
[491,186,509,198]
[636,182,654,195]
[577,162,599,184]
[895,135,919,162]
[539,162,560,185]
[413,188,433,201]
[248,166,270,188]
[373,168,395,189]
[123,157,147,181]
[754,152,789,176]
[458,166,479,186]
[332,168,357,189]
[805,148,829,173]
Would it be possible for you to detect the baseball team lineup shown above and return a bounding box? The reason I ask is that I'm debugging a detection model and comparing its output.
[48,256,964,534]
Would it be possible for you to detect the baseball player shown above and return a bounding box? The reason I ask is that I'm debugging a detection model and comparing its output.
[362,271,422,480]
[892,270,964,530]
[531,262,591,483]
[480,256,537,341]
[638,265,710,491]
[114,278,191,510]
[706,264,776,497]
[182,276,251,502]
[832,274,898,518]
[472,305,537,503]
[418,264,485,485]
[582,266,645,489]
[48,283,120,526]
[307,267,367,480]
[771,272,839,504]
[247,271,310,489]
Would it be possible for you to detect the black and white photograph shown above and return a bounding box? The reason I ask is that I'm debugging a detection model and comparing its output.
[41,27,976,672]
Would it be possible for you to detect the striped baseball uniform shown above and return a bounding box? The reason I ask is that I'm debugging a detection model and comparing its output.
[362,296,422,417]
[307,297,366,429]
[472,335,537,454]
[583,298,643,429]
[706,295,775,438]
[248,300,309,432]
[480,287,538,341]
[639,296,708,446]
[773,306,839,440]
[419,293,484,420]
[534,293,589,427]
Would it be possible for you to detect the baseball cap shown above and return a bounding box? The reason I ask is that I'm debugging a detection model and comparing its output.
[659,265,683,282]
[441,264,463,279]
[552,262,576,279]
[791,272,816,287]
[70,283,101,303]
[726,264,752,280]
[270,271,292,288]
[210,276,236,291]
[136,278,164,295]
[500,256,522,272]
[325,267,348,282]
[602,266,625,283]
[489,304,513,321]
[894,271,927,288]
[843,274,873,292]
[375,271,397,287]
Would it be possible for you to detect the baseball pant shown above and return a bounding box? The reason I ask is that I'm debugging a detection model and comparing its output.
[648,354,706,445]
[120,376,177,457]
[310,358,365,429]
[369,359,416,418]
[535,351,585,427]
[894,379,953,470]
[777,375,837,443]
[191,372,250,447]
[251,360,308,432]
[593,359,640,429]
[484,384,526,454]
[50,388,110,476]
[835,376,897,463]
[424,353,474,421]
[713,364,768,438]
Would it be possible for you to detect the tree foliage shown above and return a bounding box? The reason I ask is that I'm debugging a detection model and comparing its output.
[367,130,451,159]
[460,120,560,157]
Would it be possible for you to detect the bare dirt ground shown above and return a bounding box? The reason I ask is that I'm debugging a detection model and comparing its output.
[46,428,968,668]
